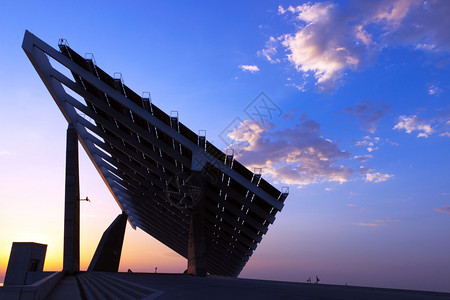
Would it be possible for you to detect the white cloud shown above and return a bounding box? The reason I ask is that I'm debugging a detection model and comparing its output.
[434,205,450,214]
[266,1,378,91]
[227,118,352,186]
[258,36,280,63]
[265,0,450,92]
[355,136,380,152]
[394,111,450,137]
[428,83,443,95]
[416,43,437,51]
[393,115,433,137]
[279,2,358,92]
[354,25,373,46]
[239,64,260,73]
[0,150,11,156]
[365,172,393,183]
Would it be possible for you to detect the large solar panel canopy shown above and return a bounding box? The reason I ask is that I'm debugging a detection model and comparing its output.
[22,30,288,277]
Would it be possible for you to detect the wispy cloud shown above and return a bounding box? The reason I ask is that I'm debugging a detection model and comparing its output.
[385,138,400,146]
[434,205,450,214]
[344,100,391,133]
[282,109,299,121]
[257,36,280,63]
[285,82,307,92]
[239,64,260,73]
[0,150,11,156]
[357,222,380,227]
[227,118,352,186]
[354,155,373,162]
[387,0,450,52]
[355,136,380,152]
[393,110,450,138]
[263,0,450,92]
[428,83,443,95]
[357,219,399,227]
[358,166,373,176]
[365,172,394,183]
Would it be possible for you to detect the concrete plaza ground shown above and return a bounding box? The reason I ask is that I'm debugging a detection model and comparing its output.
[46,272,450,300]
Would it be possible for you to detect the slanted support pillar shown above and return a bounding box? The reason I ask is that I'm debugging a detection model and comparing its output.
[63,123,80,274]
[88,211,128,272]
[187,171,207,276]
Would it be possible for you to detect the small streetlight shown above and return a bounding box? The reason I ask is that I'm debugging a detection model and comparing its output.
[80,196,91,202]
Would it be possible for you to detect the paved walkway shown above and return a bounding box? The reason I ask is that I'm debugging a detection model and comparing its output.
[45,272,450,300]
[110,273,450,300]
[47,275,81,300]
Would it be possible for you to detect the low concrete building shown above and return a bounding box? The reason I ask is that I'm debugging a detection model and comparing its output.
[4,242,47,286]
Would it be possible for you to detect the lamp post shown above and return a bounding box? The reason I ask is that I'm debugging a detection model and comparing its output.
[80,197,91,202]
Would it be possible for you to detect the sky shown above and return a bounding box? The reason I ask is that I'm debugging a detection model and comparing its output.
[0,0,449,293]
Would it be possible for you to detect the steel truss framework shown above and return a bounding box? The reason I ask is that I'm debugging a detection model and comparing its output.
[22,31,288,277]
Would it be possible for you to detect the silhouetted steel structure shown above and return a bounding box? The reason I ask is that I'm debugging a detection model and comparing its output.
[22,31,288,277]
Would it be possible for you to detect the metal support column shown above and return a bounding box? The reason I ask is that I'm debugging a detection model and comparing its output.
[63,123,80,274]
[187,171,207,276]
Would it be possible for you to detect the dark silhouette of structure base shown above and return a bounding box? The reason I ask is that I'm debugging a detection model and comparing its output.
[88,211,128,272]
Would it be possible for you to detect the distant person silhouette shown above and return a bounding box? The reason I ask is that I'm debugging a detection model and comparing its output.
[127,269,132,273]
[315,276,320,284]
[307,277,311,283]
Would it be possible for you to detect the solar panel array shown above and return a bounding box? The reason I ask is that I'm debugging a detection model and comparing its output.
[23,31,288,277]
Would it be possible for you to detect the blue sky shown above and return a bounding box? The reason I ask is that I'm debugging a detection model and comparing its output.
[1,0,449,292]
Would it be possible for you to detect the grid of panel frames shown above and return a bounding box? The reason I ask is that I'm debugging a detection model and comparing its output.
[25,32,288,276]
